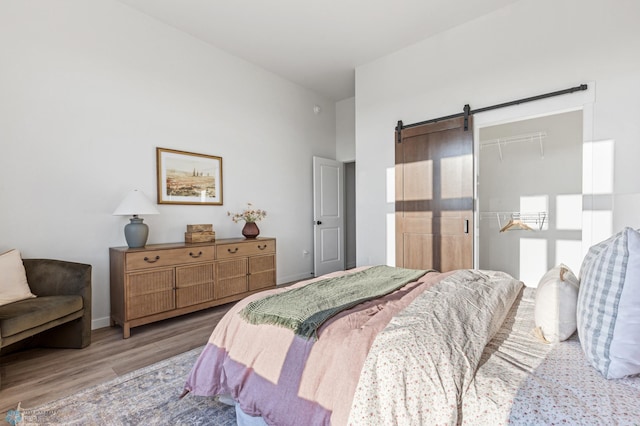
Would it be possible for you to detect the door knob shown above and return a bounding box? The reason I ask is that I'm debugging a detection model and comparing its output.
[315,220,322,225]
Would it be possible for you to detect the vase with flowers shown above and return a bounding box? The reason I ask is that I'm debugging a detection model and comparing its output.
[228,203,267,239]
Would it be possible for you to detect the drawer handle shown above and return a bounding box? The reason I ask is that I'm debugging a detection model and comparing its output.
[258,244,267,250]
[144,256,160,263]
[227,247,239,254]
[189,251,203,258]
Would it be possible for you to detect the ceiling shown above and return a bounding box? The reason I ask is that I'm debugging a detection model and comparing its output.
[117,0,520,101]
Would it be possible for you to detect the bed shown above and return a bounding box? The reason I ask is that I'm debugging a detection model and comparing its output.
[183,228,640,425]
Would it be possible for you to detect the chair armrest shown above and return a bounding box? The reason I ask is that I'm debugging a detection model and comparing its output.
[22,259,92,315]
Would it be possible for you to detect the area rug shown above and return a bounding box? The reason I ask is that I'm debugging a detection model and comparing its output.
[9,347,236,425]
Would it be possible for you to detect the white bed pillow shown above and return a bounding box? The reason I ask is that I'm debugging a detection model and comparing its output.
[577,227,640,379]
[0,249,37,306]
[534,264,579,343]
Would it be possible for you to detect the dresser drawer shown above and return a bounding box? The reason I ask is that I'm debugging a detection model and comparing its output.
[217,240,275,259]
[125,246,216,270]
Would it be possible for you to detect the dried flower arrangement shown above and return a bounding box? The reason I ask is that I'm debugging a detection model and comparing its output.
[227,203,267,223]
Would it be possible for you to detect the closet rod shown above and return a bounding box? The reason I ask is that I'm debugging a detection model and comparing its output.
[396,83,588,136]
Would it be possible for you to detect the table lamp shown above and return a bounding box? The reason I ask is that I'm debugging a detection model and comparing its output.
[113,189,160,248]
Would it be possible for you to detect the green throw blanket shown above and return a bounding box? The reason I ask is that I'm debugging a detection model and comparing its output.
[240,265,428,339]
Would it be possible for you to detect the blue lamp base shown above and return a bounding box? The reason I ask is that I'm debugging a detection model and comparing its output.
[124,216,149,248]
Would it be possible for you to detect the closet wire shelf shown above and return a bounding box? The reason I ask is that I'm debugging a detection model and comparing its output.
[479,131,547,161]
[480,212,547,232]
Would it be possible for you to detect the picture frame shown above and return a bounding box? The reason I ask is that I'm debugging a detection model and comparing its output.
[156,147,223,205]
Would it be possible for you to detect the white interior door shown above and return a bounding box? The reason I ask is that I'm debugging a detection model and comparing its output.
[313,156,345,276]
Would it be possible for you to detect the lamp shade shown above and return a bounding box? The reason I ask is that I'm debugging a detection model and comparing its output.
[113,190,159,216]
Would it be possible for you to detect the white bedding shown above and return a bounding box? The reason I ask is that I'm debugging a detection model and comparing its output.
[348,269,523,425]
[219,270,640,425]
[462,287,640,425]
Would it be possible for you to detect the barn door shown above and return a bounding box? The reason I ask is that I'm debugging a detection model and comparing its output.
[395,116,473,271]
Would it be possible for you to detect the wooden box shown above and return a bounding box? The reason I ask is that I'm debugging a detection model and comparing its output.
[186,224,213,233]
[185,231,216,243]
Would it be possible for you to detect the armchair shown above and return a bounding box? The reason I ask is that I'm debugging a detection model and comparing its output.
[0,259,92,352]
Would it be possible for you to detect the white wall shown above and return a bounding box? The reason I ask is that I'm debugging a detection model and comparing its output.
[336,97,355,162]
[355,0,640,268]
[0,0,336,328]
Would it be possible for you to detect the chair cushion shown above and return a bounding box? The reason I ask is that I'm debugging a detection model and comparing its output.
[0,295,83,338]
[0,249,36,306]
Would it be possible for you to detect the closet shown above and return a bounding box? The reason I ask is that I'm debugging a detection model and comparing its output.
[477,110,584,284]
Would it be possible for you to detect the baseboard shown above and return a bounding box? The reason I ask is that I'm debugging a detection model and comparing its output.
[92,316,111,330]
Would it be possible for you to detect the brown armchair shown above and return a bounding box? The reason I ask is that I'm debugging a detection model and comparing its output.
[0,259,92,352]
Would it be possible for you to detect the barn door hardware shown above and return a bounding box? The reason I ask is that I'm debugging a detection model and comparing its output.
[396,83,588,137]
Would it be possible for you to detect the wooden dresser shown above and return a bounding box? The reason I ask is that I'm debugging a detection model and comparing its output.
[109,237,276,338]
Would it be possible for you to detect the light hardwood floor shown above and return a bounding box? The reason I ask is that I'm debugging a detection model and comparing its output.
[0,303,232,415]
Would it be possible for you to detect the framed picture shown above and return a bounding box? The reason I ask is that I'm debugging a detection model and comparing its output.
[156,147,223,205]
